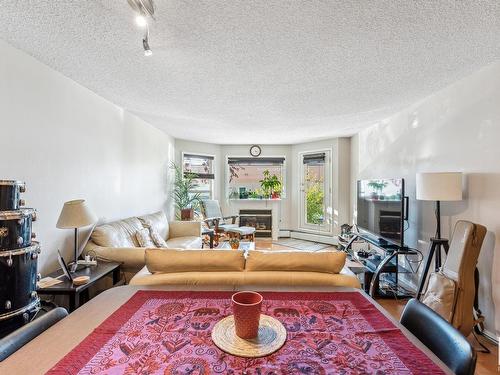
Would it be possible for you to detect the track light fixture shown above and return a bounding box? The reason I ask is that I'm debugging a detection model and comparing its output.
[135,15,148,28]
[128,0,155,57]
[143,36,152,57]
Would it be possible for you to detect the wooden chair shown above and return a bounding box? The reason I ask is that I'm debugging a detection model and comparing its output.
[400,298,476,375]
[200,200,239,246]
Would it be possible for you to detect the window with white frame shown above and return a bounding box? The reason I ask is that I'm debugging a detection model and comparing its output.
[182,153,215,200]
[227,157,285,200]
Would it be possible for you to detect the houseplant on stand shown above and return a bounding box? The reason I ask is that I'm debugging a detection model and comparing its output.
[171,163,201,220]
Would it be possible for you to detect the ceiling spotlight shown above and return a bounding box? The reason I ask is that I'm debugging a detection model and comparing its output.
[143,38,152,56]
[135,15,148,27]
[128,0,156,57]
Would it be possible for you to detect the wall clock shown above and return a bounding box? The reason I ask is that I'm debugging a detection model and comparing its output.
[250,145,261,157]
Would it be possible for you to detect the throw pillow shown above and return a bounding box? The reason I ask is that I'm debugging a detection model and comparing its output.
[135,228,155,248]
[150,228,168,248]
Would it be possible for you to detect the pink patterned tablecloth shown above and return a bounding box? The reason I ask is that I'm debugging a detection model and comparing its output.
[47,291,445,374]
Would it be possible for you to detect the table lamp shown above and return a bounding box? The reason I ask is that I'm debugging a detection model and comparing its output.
[415,172,463,297]
[56,199,97,272]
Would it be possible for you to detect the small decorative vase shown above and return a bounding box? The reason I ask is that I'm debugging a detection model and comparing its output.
[231,291,263,339]
[229,238,240,250]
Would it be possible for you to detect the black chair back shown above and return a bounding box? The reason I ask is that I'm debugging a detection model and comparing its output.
[400,298,476,375]
[0,307,68,361]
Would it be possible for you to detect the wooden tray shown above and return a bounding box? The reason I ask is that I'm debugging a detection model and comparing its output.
[211,314,286,358]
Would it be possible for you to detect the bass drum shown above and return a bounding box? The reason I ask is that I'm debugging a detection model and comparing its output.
[0,208,36,250]
[0,243,40,319]
[0,180,26,211]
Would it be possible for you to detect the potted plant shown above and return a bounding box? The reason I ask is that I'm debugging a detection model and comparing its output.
[171,163,201,220]
[229,237,240,250]
[259,170,282,199]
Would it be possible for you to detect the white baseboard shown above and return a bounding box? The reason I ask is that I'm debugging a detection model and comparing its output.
[278,230,291,237]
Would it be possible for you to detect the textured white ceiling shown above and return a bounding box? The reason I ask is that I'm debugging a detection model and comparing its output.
[1,1,500,144]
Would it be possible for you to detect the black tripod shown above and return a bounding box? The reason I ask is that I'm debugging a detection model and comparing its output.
[416,201,449,299]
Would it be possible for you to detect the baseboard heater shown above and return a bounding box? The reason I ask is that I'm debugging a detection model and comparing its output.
[278,230,338,246]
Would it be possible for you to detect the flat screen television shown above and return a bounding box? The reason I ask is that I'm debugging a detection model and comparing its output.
[356,178,406,248]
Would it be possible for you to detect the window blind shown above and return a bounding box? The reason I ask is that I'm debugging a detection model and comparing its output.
[302,153,326,165]
[183,153,215,179]
[227,157,285,166]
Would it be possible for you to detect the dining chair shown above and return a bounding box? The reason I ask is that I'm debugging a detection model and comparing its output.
[0,307,68,361]
[200,200,239,245]
[400,298,476,375]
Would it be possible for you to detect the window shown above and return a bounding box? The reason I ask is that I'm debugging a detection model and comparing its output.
[182,153,215,200]
[227,157,285,200]
[299,150,332,233]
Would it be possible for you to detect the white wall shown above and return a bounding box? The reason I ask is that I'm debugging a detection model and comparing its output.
[350,61,500,337]
[0,40,175,274]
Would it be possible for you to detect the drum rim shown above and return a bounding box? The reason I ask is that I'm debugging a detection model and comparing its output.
[0,242,40,257]
[0,180,25,186]
[0,299,41,321]
[0,208,36,219]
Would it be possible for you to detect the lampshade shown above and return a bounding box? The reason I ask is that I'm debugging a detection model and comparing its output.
[56,199,97,229]
[416,172,463,201]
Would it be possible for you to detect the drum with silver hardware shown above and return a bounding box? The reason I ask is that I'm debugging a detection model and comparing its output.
[0,208,37,250]
[0,180,26,211]
[0,242,41,320]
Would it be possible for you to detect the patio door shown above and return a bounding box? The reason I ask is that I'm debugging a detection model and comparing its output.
[299,150,332,234]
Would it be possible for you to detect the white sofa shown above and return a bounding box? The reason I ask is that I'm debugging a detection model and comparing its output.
[83,211,202,280]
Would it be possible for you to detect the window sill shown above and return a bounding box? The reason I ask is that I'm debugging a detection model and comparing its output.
[228,198,283,201]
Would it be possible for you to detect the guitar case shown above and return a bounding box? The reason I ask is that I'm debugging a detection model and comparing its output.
[421,220,486,336]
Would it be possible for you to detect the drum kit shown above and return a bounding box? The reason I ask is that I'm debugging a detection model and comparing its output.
[0,180,41,335]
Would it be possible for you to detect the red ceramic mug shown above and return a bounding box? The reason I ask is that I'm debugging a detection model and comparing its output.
[231,291,263,339]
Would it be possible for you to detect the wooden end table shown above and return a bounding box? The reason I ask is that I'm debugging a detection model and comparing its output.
[37,261,122,312]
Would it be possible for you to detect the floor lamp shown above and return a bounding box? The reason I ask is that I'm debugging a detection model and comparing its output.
[56,199,97,272]
[415,172,463,299]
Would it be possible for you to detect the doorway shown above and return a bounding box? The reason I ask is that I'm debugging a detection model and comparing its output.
[299,150,332,234]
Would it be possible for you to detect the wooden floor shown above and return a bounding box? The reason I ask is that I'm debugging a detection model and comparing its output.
[254,238,499,374]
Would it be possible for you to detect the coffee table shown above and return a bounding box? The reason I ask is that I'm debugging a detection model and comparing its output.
[219,240,255,253]
[226,226,256,241]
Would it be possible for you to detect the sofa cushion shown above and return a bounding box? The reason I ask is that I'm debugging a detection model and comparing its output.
[242,271,360,288]
[135,228,155,247]
[138,211,169,240]
[91,217,143,247]
[166,236,202,249]
[245,250,346,274]
[130,267,245,286]
[146,249,245,273]
[150,228,168,248]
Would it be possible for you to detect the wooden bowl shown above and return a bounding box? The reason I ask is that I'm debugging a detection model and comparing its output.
[72,276,90,286]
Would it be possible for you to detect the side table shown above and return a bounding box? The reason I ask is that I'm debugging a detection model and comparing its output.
[37,261,122,312]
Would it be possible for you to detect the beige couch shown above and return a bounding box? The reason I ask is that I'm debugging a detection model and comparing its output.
[83,211,202,280]
[129,248,361,289]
